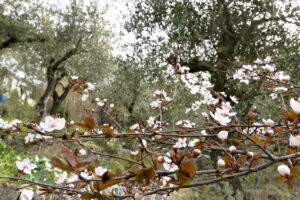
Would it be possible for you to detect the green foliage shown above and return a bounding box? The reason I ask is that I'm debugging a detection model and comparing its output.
[0,140,18,178]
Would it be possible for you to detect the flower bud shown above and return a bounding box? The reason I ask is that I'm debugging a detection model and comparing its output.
[264,129,274,137]
[157,156,164,163]
[193,149,201,157]
[217,159,226,168]
[172,144,179,151]
[134,191,144,200]
[154,135,162,140]
[217,131,228,140]
[246,152,254,159]
[228,146,236,153]
[139,139,147,151]
[277,164,290,177]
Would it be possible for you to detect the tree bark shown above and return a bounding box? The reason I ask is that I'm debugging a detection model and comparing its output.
[35,37,82,119]
[50,83,72,116]
[35,66,57,119]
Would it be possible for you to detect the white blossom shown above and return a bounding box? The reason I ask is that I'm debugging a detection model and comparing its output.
[175,138,187,148]
[290,98,300,113]
[289,135,300,147]
[25,133,35,143]
[39,116,65,132]
[262,119,275,127]
[16,158,37,175]
[188,139,199,147]
[95,166,107,176]
[56,172,67,184]
[163,153,179,172]
[79,149,87,155]
[80,170,92,180]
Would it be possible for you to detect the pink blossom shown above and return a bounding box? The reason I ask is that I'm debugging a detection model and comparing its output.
[162,176,171,186]
[277,164,290,176]
[81,93,88,101]
[172,144,179,151]
[86,82,95,91]
[262,119,275,127]
[67,175,78,183]
[188,139,199,147]
[290,98,300,113]
[163,154,179,172]
[163,162,179,172]
[193,149,201,156]
[157,156,164,162]
[175,138,187,148]
[80,170,92,180]
[210,108,232,125]
[217,131,228,140]
[134,191,144,200]
[55,172,67,184]
[230,96,239,104]
[40,116,65,132]
[16,159,37,175]
[289,135,300,147]
[95,166,107,176]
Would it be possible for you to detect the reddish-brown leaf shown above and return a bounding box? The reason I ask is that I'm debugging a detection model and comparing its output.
[50,157,73,172]
[83,115,97,129]
[250,135,263,146]
[274,127,283,134]
[175,170,191,186]
[250,159,259,168]
[80,193,96,199]
[222,156,233,163]
[264,137,275,146]
[75,162,90,169]
[237,155,247,163]
[291,166,300,178]
[74,123,90,129]
[128,165,143,175]
[102,125,114,137]
[135,167,155,184]
[275,175,286,183]
[181,161,196,178]
[61,146,78,169]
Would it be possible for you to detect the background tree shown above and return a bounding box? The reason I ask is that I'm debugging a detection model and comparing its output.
[123,0,300,198]
[0,0,112,119]
[125,0,300,96]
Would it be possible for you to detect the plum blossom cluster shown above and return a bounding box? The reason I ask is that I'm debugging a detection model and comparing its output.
[39,116,65,132]
[210,102,236,125]
[0,118,21,130]
[147,116,160,129]
[81,82,95,101]
[175,120,196,128]
[150,89,172,108]
[5,57,300,199]
[24,133,52,143]
[95,98,107,107]
[233,59,291,94]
